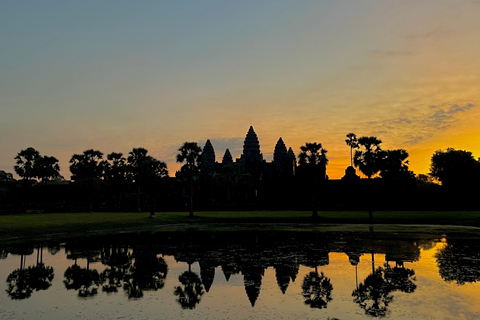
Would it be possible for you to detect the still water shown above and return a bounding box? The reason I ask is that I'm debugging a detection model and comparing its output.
[1,229,479,319]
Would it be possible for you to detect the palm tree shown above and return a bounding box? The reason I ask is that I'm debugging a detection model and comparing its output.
[353,136,382,179]
[127,148,168,215]
[176,142,202,218]
[379,149,412,181]
[127,148,150,212]
[103,152,128,209]
[36,156,60,184]
[69,149,105,211]
[345,133,359,167]
[298,142,328,219]
[353,136,382,222]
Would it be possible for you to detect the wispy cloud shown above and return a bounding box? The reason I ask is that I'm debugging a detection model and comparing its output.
[365,103,475,145]
[405,29,454,42]
[371,50,412,58]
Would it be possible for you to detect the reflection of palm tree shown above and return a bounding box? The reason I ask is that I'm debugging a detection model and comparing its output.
[64,264,101,297]
[6,247,54,300]
[123,254,168,299]
[352,264,416,317]
[384,263,416,293]
[347,252,362,290]
[100,246,131,293]
[301,271,333,309]
[174,264,204,309]
[352,268,392,317]
[6,267,32,300]
[28,263,54,291]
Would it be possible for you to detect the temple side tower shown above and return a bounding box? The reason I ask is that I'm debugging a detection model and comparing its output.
[273,137,288,164]
[202,139,215,174]
[222,149,233,165]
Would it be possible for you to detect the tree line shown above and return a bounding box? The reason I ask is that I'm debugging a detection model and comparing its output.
[1,133,479,214]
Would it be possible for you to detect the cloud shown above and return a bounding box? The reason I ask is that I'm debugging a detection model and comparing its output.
[405,29,454,41]
[365,103,476,146]
[371,50,413,58]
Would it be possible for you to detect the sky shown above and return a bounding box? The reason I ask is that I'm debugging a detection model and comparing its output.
[2,0,480,179]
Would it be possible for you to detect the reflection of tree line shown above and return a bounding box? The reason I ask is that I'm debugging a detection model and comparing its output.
[4,233,480,315]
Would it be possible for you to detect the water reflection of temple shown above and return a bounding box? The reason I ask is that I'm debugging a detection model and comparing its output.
[4,231,478,315]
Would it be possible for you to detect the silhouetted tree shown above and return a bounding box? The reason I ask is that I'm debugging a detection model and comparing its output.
[127,148,149,211]
[176,142,202,218]
[298,142,328,219]
[0,170,15,182]
[301,271,333,309]
[142,157,168,217]
[353,136,382,221]
[14,147,41,182]
[354,136,382,179]
[70,149,105,210]
[0,170,15,203]
[345,133,359,167]
[103,152,129,209]
[127,148,168,214]
[379,149,413,181]
[430,148,480,189]
[36,156,60,184]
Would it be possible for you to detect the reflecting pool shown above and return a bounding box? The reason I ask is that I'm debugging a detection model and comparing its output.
[1,229,480,319]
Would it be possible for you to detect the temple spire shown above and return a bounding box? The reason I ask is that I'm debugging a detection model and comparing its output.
[240,126,263,164]
[222,149,233,165]
[273,137,288,164]
[202,139,215,174]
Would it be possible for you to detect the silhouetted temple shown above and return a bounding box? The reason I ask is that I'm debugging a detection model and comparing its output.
[238,126,264,165]
[201,126,296,177]
[201,139,215,175]
[222,149,233,165]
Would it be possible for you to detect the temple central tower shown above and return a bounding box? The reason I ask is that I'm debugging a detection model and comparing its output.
[240,126,263,164]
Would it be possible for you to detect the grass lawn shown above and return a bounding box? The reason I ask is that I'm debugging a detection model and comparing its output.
[1,210,480,243]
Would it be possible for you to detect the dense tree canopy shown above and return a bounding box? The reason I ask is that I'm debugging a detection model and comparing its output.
[379,149,413,181]
[430,148,480,188]
[14,148,60,183]
[69,149,105,182]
